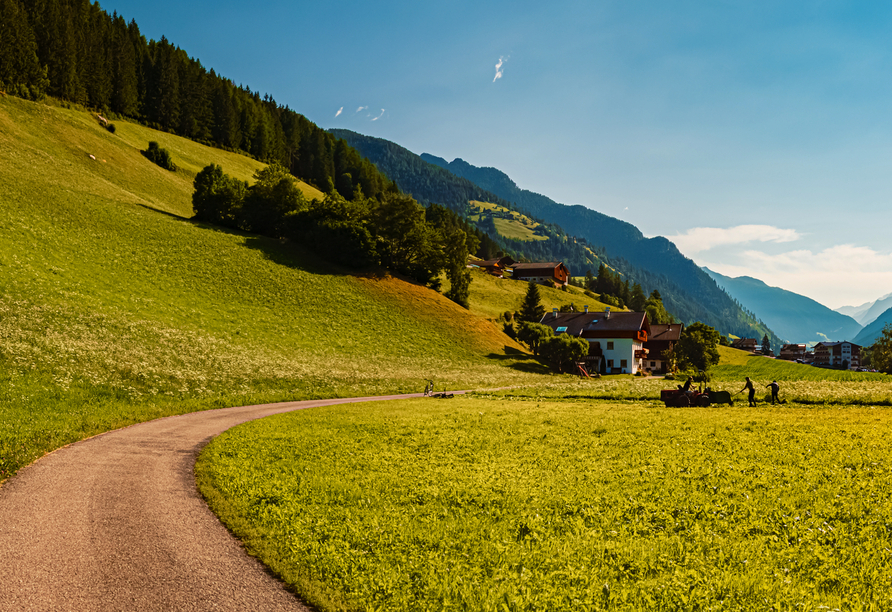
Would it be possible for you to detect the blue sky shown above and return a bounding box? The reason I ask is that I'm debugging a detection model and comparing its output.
[101,0,892,309]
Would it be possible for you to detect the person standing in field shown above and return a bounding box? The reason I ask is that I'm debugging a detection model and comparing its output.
[766,380,779,404]
[740,376,756,406]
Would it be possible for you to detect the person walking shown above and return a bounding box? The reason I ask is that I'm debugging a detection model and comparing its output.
[766,380,779,404]
[740,376,756,406]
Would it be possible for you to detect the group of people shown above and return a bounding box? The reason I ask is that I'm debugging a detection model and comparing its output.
[740,377,780,406]
[675,375,782,406]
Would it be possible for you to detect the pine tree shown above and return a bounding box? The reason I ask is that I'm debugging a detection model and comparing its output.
[518,282,546,323]
[630,283,647,312]
[110,14,138,115]
[0,0,48,99]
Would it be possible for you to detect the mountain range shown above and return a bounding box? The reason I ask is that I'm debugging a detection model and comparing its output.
[330,129,781,347]
[703,268,863,345]
[835,293,892,346]
[835,293,892,326]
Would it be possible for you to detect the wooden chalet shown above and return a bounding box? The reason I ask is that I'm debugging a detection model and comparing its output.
[539,308,651,374]
[510,262,570,286]
[778,343,807,361]
[643,323,684,374]
[469,256,515,277]
[731,338,758,353]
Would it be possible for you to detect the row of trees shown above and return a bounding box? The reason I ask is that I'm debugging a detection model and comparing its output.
[0,0,391,201]
[192,164,476,306]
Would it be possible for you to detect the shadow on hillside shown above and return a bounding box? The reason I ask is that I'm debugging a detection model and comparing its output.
[133,202,189,220]
[486,347,553,374]
[241,235,344,276]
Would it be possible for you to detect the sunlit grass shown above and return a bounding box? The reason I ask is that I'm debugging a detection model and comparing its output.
[199,396,892,611]
[0,95,539,481]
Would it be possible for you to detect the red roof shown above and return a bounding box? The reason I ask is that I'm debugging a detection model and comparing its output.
[539,311,650,337]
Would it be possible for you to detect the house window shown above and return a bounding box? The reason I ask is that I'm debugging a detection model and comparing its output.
[650,361,656,368]
[607,360,614,368]
[607,341,614,350]
[620,359,628,369]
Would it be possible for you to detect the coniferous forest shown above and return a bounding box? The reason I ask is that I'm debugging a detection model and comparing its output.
[0,0,389,201]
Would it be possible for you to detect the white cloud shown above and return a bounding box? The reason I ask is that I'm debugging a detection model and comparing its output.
[670,225,800,254]
[356,106,367,113]
[334,106,343,118]
[493,56,508,82]
[700,244,892,309]
[371,109,385,121]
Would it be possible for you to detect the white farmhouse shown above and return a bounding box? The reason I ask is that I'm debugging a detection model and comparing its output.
[539,308,651,374]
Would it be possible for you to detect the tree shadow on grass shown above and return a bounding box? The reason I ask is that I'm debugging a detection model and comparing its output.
[486,346,553,374]
[181,214,362,278]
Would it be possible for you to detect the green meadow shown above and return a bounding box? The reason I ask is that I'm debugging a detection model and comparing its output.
[0,95,551,481]
[468,201,549,242]
[198,395,892,611]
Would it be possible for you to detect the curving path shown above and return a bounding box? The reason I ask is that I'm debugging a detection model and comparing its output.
[0,394,442,611]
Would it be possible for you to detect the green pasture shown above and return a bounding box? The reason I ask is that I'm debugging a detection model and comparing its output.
[198,394,892,611]
[0,95,536,481]
[459,268,614,323]
[468,200,548,242]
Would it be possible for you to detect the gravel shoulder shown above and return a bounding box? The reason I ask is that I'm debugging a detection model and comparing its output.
[0,395,426,611]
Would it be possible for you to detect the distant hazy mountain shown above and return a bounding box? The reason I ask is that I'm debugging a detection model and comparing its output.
[853,307,892,346]
[704,268,862,344]
[835,292,892,327]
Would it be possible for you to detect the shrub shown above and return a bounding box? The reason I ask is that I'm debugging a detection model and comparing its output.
[502,321,516,340]
[143,141,176,171]
[106,123,116,134]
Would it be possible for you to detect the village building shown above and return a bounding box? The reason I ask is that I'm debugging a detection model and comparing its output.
[643,323,684,374]
[813,341,861,369]
[469,256,515,277]
[778,343,807,361]
[539,308,650,374]
[731,338,758,352]
[509,262,570,286]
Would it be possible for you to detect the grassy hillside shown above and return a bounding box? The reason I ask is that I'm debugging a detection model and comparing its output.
[0,95,536,482]
[450,267,615,323]
[468,200,548,242]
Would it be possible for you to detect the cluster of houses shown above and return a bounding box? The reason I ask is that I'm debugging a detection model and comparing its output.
[470,257,570,286]
[474,257,871,374]
[471,257,680,375]
[734,338,864,370]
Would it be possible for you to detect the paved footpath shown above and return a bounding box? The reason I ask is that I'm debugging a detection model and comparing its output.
[0,394,431,611]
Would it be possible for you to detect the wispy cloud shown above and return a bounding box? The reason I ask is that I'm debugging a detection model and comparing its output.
[669,225,800,254]
[334,106,343,118]
[493,56,508,82]
[371,109,385,121]
[356,106,367,113]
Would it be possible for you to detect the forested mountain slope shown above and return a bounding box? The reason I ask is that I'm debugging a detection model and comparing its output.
[704,268,862,344]
[332,129,780,345]
[854,308,892,346]
[327,129,609,279]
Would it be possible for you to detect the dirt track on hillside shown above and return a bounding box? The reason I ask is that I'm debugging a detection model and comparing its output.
[0,394,433,611]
